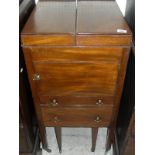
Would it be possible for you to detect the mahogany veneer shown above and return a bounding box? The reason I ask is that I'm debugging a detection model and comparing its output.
[21,0,132,153]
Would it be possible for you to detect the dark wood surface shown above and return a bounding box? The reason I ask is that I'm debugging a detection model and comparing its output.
[33,57,119,96]
[19,0,41,155]
[39,95,114,107]
[19,0,35,153]
[41,107,113,127]
[77,35,132,46]
[22,1,76,35]
[23,46,49,151]
[91,127,99,152]
[21,0,132,152]
[54,127,62,153]
[22,1,131,35]
[106,127,113,152]
[29,47,122,62]
[19,77,35,153]
[21,1,132,46]
[21,34,75,46]
[77,1,132,35]
[25,47,122,97]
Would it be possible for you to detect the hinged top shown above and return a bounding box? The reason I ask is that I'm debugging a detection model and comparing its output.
[21,0,132,46]
[22,1,76,35]
[77,1,131,35]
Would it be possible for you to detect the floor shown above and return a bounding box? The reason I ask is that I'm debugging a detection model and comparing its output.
[42,127,113,155]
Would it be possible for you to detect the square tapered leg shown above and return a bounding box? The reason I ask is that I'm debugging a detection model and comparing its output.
[54,127,62,153]
[91,127,99,152]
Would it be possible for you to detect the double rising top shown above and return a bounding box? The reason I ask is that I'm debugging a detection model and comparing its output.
[21,0,132,46]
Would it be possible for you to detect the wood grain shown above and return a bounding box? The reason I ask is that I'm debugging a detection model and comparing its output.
[30,47,123,62]
[33,61,119,96]
[22,1,76,35]
[41,107,113,127]
[77,35,132,46]
[22,35,75,46]
[21,1,132,152]
[110,48,130,127]
[77,1,132,35]
[23,48,48,149]
[39,95,114,107]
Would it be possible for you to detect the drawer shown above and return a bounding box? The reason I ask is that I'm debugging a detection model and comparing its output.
[33,61,119,96]
[30,47,122,62]
[77,35,132,46]
[41,107,113,127]
[39,95,114,107]
[21,35,75,46]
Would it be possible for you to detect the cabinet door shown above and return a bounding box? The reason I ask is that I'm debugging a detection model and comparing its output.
[24,47,123,105]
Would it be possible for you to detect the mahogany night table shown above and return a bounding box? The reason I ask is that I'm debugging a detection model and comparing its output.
[21,0,132,153]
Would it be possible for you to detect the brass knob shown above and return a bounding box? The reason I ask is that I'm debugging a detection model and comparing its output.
[50,99,58,106]
[54,116,60,122]
[95,116,101,123]
[96,99,103,105]
[33,74,40,81]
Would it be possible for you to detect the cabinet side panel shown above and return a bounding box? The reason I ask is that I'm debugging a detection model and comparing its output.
[23,47,48,148]
[110,48,130,127]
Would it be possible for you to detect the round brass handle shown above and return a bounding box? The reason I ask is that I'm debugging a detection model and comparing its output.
[53,116,60,123]
[50,99,59,106]
[96,99,103,105]
[33,74,40,81]
[94,116,101,123]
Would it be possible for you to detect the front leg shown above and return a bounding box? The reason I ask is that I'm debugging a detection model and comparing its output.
[105,127,114,153]
[39,124,51,153]
[91,127,99,152]
[54,127,62,153]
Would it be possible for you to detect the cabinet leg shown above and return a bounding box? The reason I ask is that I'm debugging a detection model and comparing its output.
[54,127,62,153]
[91,127,99,152]
[105,128,113,152]
[39,125,51,152]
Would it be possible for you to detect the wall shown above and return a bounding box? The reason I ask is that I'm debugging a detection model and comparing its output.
[116,0,127,16]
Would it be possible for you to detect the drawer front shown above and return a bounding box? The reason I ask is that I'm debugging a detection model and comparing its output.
[39,95,114,107]
[30,47,122,62]
[41,107,113,127]
[77,35,132,46]
[33,61,119,96]
[21,35,75,46]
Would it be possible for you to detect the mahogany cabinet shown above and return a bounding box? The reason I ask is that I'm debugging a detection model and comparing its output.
[21,1,132,153]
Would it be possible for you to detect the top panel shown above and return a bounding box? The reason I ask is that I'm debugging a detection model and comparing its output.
[22,1,76,35]
[21,1,132,46]
[77,1,132,35]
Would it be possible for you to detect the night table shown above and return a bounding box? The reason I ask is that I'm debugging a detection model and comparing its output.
[21,0,132,153]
